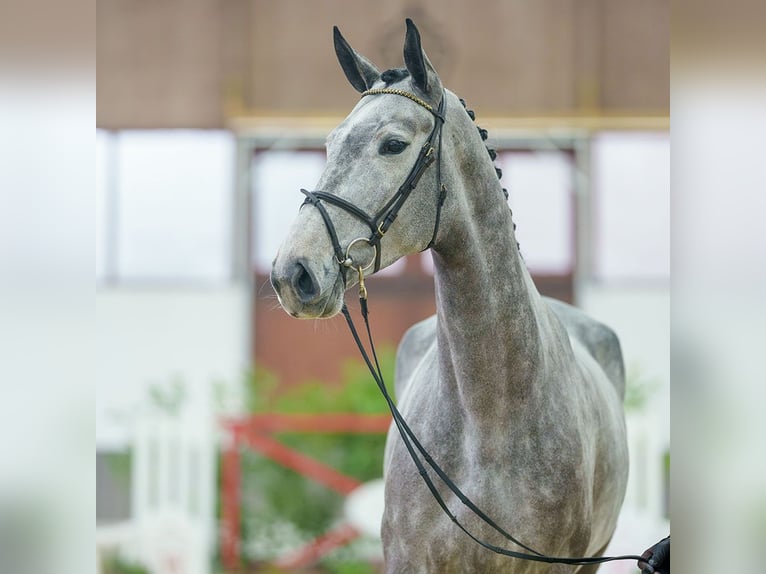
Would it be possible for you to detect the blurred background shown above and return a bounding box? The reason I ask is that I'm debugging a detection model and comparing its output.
[96,1,669,573]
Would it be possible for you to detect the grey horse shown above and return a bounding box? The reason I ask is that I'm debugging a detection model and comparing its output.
[271,20,628,574]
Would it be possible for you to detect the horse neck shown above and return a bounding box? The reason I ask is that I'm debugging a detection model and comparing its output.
[431,107,545,416]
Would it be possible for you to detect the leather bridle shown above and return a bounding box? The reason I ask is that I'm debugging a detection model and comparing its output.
[300,88,447,288]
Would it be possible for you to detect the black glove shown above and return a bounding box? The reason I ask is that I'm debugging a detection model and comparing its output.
[638,535,670,574]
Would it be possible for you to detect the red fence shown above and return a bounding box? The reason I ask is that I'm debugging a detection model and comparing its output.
[220,414,392,570]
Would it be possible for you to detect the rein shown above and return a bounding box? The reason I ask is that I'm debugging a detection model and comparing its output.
[342,296,654,571]
[301,88,654,572]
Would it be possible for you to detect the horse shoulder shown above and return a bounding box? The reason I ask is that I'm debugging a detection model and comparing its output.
[394,314,437,399]
[543,297,626,401]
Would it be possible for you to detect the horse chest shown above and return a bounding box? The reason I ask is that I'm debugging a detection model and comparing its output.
[382,377,593,573]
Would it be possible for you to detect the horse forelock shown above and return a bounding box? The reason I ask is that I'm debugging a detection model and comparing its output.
[381,68,410,85]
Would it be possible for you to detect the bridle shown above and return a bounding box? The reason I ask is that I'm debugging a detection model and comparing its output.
[297,87,655,572]
[300,87,447,289]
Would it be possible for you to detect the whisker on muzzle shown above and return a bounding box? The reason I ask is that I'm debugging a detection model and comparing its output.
[258,277,276,296]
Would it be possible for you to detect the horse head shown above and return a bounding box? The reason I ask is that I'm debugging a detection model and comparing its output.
[271,19,451,318]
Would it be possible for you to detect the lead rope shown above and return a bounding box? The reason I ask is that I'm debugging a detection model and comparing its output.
[341,281,654,571]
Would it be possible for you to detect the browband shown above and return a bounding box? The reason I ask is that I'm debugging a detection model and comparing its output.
[361,88,435,114]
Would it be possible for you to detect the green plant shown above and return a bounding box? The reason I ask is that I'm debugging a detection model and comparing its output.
[239,350,395,566]
[103,450,132,488]
[147,376,186,415]
[246,352,396,415]
[624,363,660,412]
[101,554,149,574]
[321,557,377,574]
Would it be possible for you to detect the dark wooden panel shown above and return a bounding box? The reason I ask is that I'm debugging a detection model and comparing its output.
[97,0,668,127]
[97,0,225,128]
[602,0,669,110]
[248,0,580,114]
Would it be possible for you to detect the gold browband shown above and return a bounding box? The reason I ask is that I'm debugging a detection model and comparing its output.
[360,88,434,113]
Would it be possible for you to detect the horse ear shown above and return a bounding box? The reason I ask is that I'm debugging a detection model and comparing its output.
[333,26,380,93]
[403,18,437,94]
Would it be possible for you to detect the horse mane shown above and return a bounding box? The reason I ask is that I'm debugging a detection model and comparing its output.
[457,97,520,249]
[381,69,520,249]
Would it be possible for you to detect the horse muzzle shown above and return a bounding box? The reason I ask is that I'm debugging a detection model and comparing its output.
[270,256,344,318]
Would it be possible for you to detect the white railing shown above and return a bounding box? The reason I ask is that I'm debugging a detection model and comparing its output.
[98,406,216,574]
[602,410,669,573]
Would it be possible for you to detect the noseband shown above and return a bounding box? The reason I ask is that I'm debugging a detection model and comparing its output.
[300,88,447,284]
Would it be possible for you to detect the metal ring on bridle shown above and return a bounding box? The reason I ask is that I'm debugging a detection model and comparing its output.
[341,237,377,271]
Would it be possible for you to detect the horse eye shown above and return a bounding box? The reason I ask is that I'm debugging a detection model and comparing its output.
[381,139,408,155]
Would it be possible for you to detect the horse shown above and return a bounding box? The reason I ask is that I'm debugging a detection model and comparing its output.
[271,19,629,574]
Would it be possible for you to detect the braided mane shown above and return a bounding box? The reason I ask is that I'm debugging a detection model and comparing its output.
[456,97,520,247]
[381,68,518,248]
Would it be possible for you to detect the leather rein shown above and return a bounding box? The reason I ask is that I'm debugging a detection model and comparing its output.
[298,88,654,572]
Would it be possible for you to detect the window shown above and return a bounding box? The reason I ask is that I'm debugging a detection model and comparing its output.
[251,150,326,274]
[591,132,670,283]
[97,130,235,284]
[496,150,575,275]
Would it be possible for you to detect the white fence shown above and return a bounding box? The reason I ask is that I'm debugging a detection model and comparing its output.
[97,408,216,574]
[601,411,669,573]
[97,407,666,573]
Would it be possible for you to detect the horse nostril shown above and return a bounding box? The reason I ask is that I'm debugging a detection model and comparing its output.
[292,261,320,303]
[296,268,314,295]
